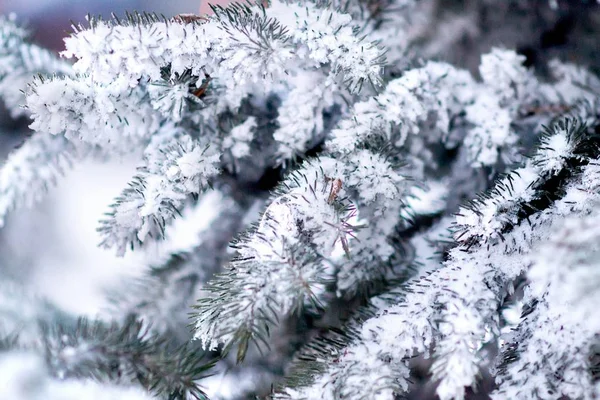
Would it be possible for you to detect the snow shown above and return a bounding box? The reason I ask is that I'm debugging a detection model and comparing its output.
[344,149,404,203]
[27,76,161,149]
[0,14,71,118]
[3,3,600,400]
[272,71,337,161]
[60,0,383,103]
[267,1,383,92]
[455,165,538,242]
[535,127,571,173]
[102,134,221,253]
[328,61,476,152]
[464,92,516,166]
[478,48,532,105]
[287,99,600,399]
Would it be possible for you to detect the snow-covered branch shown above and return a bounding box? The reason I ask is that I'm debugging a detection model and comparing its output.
[27,75,161,149]
[109,190,254,339]
[62,1,384,95]
[193,158,355,360]
[455,117,594,247]
[327,61,476,152]
[2,3,600,399]
[493,199,600,399]
[276,110,600,400]
[98,134,220,255]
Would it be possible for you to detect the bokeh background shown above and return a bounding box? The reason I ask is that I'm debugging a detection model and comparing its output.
[1,0,198,50]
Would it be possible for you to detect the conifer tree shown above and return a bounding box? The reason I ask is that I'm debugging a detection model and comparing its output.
[1,1,599,399]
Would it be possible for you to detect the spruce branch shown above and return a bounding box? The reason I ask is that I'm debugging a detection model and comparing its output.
[454,116,599,248]
[265,0,386,93]
[193,159,356,361]
[26,75,162,149]
[461,49,547,167]
[430,114,600,399]
[2,3,600,400]
[540,59,600,106]
[465,51,600,168]
[61,1,384,96]
[148,68,215,123]
[272,71,341,162]
[98,134,221,255]
[274,216,455,399]
[528,207,600,334]
[109,190,254,340]
[327,61,476,154]
[0,351,155,400]
[275,112,600,400]
[0,284,214,399]
[493,295,597,399]
[0,16,78,226]
[333,148,410,295]
[495,204,600,398]
[192,58,481,355]
[33,316,216,399]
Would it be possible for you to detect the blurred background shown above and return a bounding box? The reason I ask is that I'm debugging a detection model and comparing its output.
[1,0,199,50]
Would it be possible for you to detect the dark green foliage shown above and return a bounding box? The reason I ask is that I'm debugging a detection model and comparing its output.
[1,316,215,400]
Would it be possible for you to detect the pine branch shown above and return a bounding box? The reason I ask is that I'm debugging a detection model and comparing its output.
[464,50,600,167]
[26,75,162,148]
[454,116,599,248]
[540,59,600,105]
[272,71,342,162]
[193,159,356,361]
[34,316,216,399]
[0,285,208,399]
[192,59,483,356]
[274,112,600,400]
[528,206,600,334]
[109,190,254,340]
[264,0,386,93]
[430,114,600,400]
[62,1,384,95]
[274,216,455,399]
[0,351,155,400]
[20,1,389,258]
[493,295,597,399]
[98,134,221,255]
[0,16,78,226]
[327,61,476,154]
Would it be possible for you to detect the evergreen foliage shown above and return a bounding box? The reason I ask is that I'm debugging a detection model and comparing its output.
[1,1,599,399]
